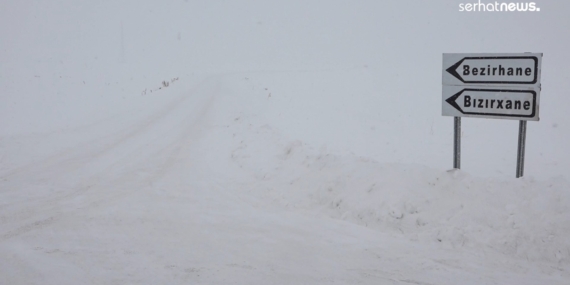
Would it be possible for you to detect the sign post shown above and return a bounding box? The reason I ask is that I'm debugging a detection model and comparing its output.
[442,53,542,177]
[516,121,527,178]
[454,117,461,169]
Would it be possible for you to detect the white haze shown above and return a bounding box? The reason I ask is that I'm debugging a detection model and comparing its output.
[1,1,569,284]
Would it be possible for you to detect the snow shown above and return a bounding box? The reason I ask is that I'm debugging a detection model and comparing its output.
[1,1,570,284]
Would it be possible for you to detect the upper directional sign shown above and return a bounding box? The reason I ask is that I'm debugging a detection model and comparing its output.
[443,53,542,86]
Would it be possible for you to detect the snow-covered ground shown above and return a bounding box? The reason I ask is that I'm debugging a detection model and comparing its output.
[1,1,569,284]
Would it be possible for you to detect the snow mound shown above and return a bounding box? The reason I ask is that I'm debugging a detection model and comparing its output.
[208,82,570,266]
[183,74,570,267]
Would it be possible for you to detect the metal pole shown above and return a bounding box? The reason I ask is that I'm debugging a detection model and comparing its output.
[454,117,461,169]
[516,120,527,178]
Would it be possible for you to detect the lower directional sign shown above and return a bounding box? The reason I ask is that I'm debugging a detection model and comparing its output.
[442,86,540,121]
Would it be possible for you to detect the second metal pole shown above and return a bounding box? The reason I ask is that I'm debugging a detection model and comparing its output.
[516,120,527,178]
[454,117,461,169]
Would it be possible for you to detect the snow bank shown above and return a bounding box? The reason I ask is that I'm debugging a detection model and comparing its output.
[201,74,570,267]
[256,146,570,265]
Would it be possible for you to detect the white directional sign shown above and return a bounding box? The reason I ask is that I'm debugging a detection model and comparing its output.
[442,53,542,121]
[442,86,539,120]
[443,53,542,86]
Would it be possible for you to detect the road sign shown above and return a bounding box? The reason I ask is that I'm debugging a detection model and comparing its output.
[443,53,542,86]
[442,85,539,121]
[441,52,543,177]
[442,53,542,121]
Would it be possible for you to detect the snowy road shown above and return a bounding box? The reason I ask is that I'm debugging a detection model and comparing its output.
[1,75,568,284]
[2,1,570,283]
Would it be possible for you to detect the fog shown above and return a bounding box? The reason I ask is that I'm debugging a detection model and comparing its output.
[1,1,569,284]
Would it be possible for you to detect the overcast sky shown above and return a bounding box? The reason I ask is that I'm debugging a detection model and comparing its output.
[1,0,568,177]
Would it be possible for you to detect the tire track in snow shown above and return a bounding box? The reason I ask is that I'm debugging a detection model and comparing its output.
[2,79,200,181]
[0,76,222,241]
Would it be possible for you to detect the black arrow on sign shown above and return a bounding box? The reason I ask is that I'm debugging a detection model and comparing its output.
[445,90,464,112]
[445,59,466,83]
[445,56,539,84]
[445,88,536,118]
